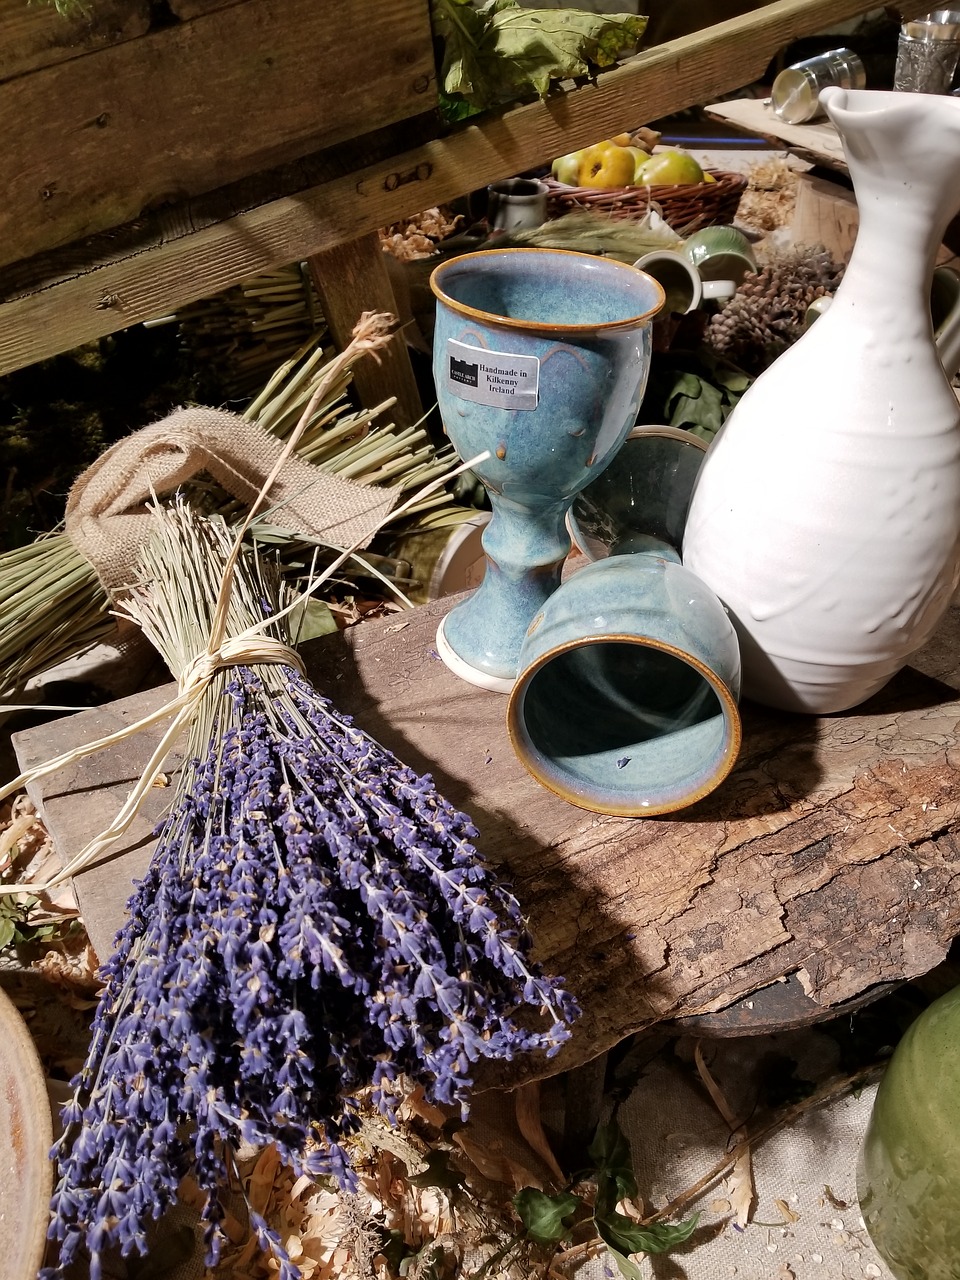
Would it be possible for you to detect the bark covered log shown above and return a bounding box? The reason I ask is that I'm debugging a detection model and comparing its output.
[14,597,960,1089]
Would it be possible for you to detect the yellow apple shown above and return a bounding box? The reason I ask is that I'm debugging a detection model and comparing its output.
[551,150,585,185]
[634,148,705,186]
[578,140,637,189]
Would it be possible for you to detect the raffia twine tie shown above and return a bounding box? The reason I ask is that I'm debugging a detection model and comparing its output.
[177,636,306,697]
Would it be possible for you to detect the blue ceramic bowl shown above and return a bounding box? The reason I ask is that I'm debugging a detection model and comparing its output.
[569,424,708,559]
[507,553,742,816]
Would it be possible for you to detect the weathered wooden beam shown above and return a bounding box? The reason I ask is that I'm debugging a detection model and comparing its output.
[0,0,880,376]
[0,0,150,83]
[0,0,436,268]
[307,234,424,427]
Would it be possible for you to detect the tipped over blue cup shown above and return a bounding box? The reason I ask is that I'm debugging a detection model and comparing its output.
[506,552,742,816]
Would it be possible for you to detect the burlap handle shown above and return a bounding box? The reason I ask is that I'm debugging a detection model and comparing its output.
[65,406,397,594]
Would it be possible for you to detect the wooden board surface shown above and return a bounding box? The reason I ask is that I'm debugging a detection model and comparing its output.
[14,594,960,1090]
[0,0,436,269]
[0,0,881,376]
[0,0,150,83]
[706,95,848,170]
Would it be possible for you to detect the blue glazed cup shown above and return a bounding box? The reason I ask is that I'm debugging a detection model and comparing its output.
[506,552,742,816]
[431,247,663,691]
[568,424,708,560]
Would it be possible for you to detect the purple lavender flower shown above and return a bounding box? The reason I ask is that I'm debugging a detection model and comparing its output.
[43,648,578,1280]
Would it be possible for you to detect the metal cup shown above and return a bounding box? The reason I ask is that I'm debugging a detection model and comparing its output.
[771,48,866,124]
[895,19,960,94]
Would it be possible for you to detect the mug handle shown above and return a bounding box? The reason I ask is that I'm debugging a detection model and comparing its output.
[700,279,737,301]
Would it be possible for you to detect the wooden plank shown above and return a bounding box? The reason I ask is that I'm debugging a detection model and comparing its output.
[167,0,244,17]
[791,169,859,261]
[0,0,879,374]
[13,594,960,1090]
[0,0,436,268]
[308,234,424,427]
[0,0,150,83]
[706,95,848,170]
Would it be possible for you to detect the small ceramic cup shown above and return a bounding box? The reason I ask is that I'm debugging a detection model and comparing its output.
[931,264,960,379]
[486,178,549,232]
[633,250,702,314]
[507,552,742,817]
[681,226,757,300]
[568,424,708,560]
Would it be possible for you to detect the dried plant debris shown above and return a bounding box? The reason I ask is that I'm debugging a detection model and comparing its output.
[201,1103,697,1280]
[737,156,801,234]
[0,797,79,950]
[379,208,465,262]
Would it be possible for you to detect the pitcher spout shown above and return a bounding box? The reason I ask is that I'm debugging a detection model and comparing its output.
[820,87,960,230]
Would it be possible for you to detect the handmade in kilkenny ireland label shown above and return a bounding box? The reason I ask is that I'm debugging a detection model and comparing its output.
[445,339,539,411]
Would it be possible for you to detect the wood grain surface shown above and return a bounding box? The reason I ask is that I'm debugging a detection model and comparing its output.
[0,0,435,269]
[14,595,960,1090]
[0,0,881,376]
[0,0,149,84]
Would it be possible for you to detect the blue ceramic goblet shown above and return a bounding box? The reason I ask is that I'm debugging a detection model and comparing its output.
[507,553,742,816]
[430,247,663,691]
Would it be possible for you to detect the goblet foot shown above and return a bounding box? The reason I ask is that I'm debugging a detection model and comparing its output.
[435,614,517,694]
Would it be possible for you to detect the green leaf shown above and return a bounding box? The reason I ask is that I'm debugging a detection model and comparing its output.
[607,1246,646,1280]
[287,598,338,644]
[431,0,646,114]
[513,1187,582,1243]
[589,1118,637,1214]
[668,378,725,434]
[597,1209,700,1256]
[0,916,15,951]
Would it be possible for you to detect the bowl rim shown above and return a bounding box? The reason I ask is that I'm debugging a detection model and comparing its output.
[506,631,742,817]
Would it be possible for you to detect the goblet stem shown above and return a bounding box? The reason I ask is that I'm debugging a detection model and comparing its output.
[437,493,571,692]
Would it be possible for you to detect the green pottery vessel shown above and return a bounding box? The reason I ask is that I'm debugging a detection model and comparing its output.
[859,983,960,1279]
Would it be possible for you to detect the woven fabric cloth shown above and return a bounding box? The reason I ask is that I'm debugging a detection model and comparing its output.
[65,406,397,594]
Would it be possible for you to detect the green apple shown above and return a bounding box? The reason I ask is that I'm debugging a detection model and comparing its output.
[634,148,705,186]
[551,150,584,185]
[622,146,650,184]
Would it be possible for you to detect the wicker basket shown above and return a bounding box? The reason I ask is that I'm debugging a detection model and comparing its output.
[544,170,748,233]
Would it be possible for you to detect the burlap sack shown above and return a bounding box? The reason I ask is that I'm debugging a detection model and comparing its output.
[65,406,397,594]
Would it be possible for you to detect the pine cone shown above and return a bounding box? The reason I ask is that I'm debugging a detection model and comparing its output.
[704,244,844,375]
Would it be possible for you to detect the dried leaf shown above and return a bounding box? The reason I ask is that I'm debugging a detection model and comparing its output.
[452,1130,543,1191]
[249,1145,284,1218]
[399,1084,449,1131]
[775,1197,800,1224]
[432,0,647,114]
[694,1043,754,1228]
[514,1080,565,1184]
[823,1184,850,1209]
[0,811,37,870]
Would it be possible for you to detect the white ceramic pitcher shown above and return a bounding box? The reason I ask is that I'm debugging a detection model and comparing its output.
[683,88,960,713]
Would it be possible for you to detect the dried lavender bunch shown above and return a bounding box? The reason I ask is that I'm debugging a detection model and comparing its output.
[42,505,577,1280]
